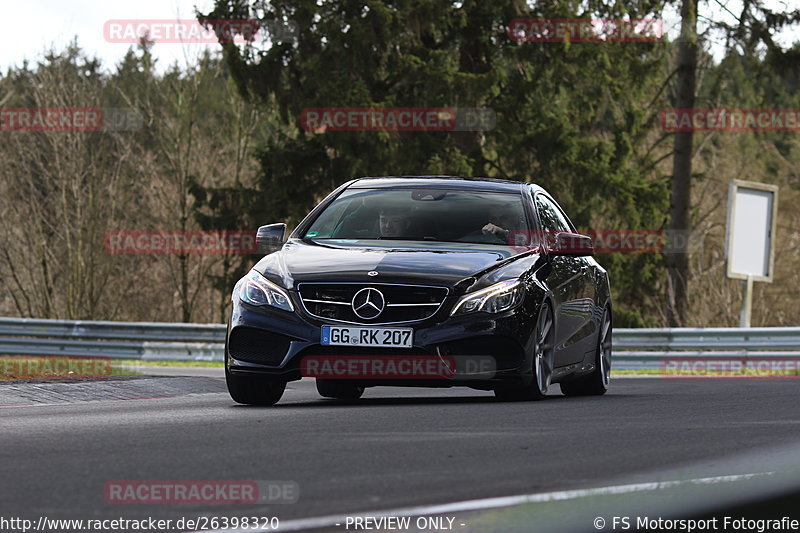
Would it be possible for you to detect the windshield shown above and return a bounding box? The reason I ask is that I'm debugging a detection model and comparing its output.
[304,188,529,246]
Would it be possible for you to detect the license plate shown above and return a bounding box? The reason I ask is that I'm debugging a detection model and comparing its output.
[321,325,413,348]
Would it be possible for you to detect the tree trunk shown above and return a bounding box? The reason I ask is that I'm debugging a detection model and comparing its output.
[666,0,698,327]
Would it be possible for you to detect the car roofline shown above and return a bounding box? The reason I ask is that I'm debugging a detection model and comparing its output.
[348,175,543,193]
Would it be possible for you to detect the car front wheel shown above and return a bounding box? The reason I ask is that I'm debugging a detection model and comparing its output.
[495,302,554,401]
[225,366,287,405]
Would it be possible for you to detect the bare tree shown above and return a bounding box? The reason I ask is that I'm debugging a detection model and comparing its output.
[0,48,140,319]
[666,0,698,327]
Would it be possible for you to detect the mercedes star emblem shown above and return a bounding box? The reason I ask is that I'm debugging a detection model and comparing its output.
[351,288,386,320]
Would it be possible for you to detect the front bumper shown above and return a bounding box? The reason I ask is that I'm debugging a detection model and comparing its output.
[226,296,537,386]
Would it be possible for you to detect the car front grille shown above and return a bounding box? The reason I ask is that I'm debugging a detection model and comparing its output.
[298,283,449,325]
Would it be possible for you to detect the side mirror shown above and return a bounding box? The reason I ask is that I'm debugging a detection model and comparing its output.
[553,232,594,256]
[256,223,287,254]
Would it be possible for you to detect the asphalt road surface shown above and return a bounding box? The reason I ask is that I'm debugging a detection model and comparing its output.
[2,376,800,531]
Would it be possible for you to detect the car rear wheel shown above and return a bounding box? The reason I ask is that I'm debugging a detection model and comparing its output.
[561,306,611,396]
[495,302,554,401]
[316,379,365,400]
[225,366,286,405]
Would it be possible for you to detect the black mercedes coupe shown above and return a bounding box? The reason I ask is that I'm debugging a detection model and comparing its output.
[226,176,612,405]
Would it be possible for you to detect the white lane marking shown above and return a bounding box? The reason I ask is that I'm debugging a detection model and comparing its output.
[196,472,774,533]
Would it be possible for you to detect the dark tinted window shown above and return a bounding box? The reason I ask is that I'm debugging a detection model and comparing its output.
[536,195,572,233]
[304,188,528,245]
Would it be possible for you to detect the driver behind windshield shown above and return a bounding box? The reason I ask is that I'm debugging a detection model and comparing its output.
[379,206,412,238]
[481,205,519,242]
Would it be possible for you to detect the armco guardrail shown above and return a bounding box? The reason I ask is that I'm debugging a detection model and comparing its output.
[0,318,798,367]
[613,327,800,370]
[0,317,226,361]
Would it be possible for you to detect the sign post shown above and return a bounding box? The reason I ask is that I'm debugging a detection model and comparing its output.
[725,180,778,327]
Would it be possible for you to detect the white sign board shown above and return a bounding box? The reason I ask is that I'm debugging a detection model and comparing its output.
[725,180,778,282]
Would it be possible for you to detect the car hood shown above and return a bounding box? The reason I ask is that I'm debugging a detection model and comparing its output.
[254,238,534,289]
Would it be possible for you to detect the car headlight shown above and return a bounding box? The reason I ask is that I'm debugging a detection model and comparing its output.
[236,270,294,312]
[451,280,524,316]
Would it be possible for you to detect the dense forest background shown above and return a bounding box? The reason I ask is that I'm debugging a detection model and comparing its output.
[0,0,798,327]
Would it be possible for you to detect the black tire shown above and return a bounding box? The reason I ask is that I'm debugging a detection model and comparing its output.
[561,306,611,397]
[225,365,286,405]
[316,379,365,400]
[494,302,555,401]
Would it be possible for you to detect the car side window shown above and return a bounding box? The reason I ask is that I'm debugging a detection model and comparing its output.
[536,195,572,233]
